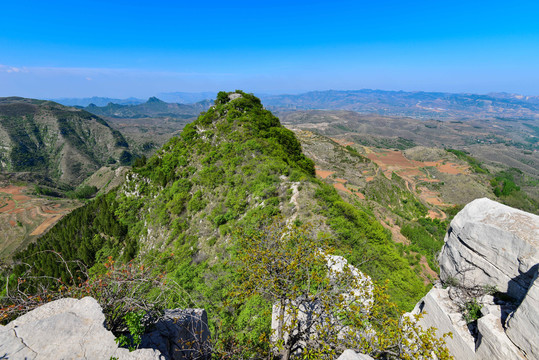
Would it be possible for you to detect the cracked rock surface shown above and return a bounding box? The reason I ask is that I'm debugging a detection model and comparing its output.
[0,297,162,360]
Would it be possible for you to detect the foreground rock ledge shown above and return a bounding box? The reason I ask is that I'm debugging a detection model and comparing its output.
[0,297,162,359]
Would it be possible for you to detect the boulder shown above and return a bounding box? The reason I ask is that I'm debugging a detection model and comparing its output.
[0,297,162,360]
[337,349,374,360]
[506,271,539,358]
[439,198,539,301]
[140,308,211,360]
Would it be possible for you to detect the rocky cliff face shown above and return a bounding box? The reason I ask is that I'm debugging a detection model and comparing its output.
[413,198,539,359]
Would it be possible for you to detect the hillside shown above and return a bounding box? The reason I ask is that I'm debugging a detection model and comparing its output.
[262,89,539,120]
[281,110,539,213]
[0,97,134,186]
[84,97,212,119]
[5,92,439,352]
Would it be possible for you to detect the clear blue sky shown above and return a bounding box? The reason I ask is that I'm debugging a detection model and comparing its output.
[1,0,539,98]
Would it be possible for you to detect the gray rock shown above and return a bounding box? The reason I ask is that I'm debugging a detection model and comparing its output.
[439,198,539,301]
[476,314,526,359]
[228,93,242,101]
[506,270,539,358]
[412,286,477,360]
[141,308,211,360]
[337,349,374,360]
[0,297,163,360]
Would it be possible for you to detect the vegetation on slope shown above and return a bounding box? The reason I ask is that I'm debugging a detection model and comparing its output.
[3,91,439,356]
[0,97,133,186]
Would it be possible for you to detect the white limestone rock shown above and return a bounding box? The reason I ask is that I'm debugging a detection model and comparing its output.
[0,297,163,360]
[337,349,374,360]
[506,271,539,358]
[476,313,526,359]
[411,285,477,360]
[439,198,539,301]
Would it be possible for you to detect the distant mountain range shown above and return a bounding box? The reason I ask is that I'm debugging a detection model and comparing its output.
[54,89,539,120]
[53,97,145,107]
[261,90,539,120]
[84,97,212,119]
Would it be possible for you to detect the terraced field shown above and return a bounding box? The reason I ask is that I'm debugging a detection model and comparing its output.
[0,185,80,258]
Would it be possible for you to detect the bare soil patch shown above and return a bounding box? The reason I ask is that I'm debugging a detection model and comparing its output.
[315,169,335,179]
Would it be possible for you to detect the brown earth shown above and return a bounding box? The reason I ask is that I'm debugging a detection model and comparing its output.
[0,186,80,258]
[315,169,335,179]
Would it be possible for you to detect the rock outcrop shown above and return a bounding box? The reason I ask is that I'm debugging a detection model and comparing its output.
[0,297,211,360]
[439,197,539,301]
[413,198,539,359]
[0,297,162,359]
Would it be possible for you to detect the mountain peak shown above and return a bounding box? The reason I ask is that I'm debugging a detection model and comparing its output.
[146,96,165,104]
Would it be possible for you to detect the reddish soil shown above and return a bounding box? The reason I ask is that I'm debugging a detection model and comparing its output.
[0,185,25,195]
[9,220,16,227]
[12,194,30,201]
[365,177,374,182]
[420,256,439,283]
[315,169,335,179]
[428,209,446,220]
[334,178,347,184]
[30,215,62,236]
[0,201,15,213]
[333,182,352,194]
[423,161,468,175]
[43,207,61,214]
[330,138,354,147]
[380,219,409,245]
[355,192,365,200]
[368,150,416,169]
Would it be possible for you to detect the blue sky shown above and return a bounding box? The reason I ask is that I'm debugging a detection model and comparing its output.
[1,0,539,98]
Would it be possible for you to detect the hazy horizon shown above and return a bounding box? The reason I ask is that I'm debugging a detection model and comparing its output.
[2,0,539,99]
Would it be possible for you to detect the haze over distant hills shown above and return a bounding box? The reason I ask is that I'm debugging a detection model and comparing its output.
[262,89,539,120]
[54,89,539,120]
[53,97,145,107]
[84,97,212,119]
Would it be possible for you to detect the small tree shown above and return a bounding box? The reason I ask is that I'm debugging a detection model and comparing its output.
[233,220,453,360]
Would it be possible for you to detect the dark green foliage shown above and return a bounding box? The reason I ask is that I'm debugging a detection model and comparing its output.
[34,185,63,198]
[119,150,134,165]
[463,298,482,324]
[13,192,129,287]
[66,185,98,199]
[490,168,539,213]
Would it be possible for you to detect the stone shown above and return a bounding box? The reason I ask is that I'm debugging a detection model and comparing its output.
[439,198,539,301]
[411,285,477,360]
[140,308,211,360]
[476,314,526,359]
[228,93,242,101]
[0,297,163,360]
[506,270,539,358]
[337,349,374,360]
